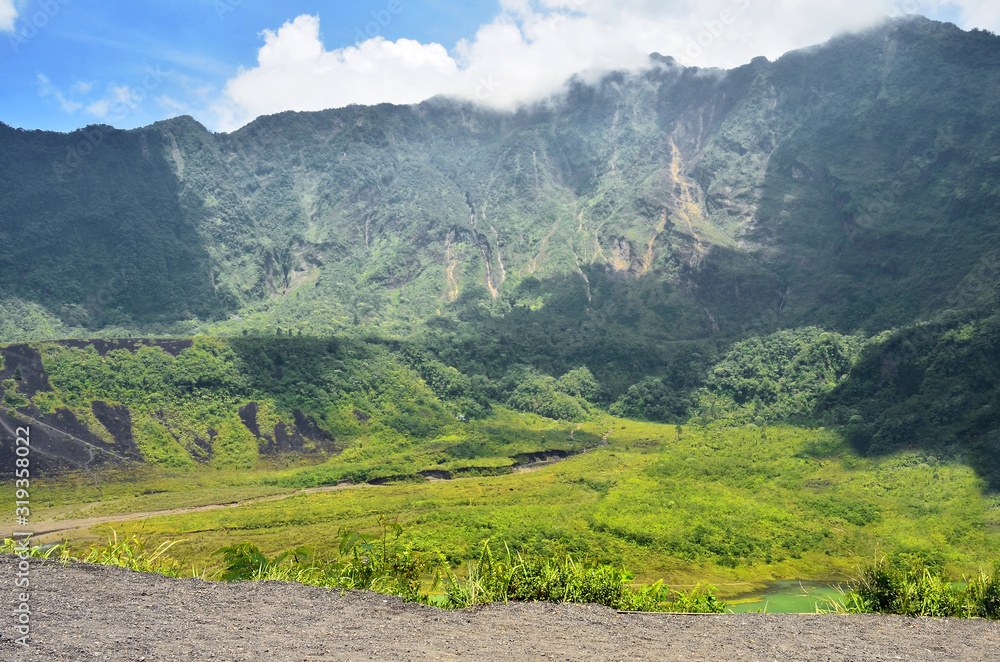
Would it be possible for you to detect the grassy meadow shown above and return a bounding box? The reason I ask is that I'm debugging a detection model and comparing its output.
[34,417,1000,597]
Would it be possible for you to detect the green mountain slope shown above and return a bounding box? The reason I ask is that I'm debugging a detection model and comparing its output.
[0,336,601,478]
[0,17,999,487]
[1,17,996,346]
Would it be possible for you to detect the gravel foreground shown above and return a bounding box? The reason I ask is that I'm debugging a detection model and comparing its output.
[2,557,998,661]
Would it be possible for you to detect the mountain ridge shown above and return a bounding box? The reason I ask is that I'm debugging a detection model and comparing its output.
[0,16,998,398]
[0,17,999,491]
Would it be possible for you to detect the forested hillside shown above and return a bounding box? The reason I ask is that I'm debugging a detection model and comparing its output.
[1,16,997,342]
[0,16,998,486]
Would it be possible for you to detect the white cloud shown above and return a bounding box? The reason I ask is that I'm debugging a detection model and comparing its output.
[83,84,144,119]
[947,0,1000,30]
[110,84,136,107]
[0,0,17,32]
[37,74,82,113]
[210,1,1000,132]
[85,99,111,118]
[212,15,460,131]
[156,95,187,112]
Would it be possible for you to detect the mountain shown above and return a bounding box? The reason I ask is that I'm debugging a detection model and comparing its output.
[2,16,997,339]
[0,16,999,483]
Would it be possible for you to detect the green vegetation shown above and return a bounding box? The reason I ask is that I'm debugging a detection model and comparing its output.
[611,327,864,424]
[440,542,725,611]
[1,336,602,480]
[500,365,596,421]
[693,328,864,425]
[1,16,999,622]
[1,533,181,576]
[2,523,727,613]
[7,311,997,487]
[9,414,1000,617]
[13,533,1000,618]
[1,319,997,598]
[24,420,997,598]
[820,309,1000,487]
[841,554,1000,618]
[78,532,183,576]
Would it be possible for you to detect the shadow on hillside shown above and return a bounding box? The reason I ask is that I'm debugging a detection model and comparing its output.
[816,310,1000,491]
[421,244,784,399]
[0,124,223,331]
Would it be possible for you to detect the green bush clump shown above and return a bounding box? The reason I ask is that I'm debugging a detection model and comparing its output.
[500,364,595,422]
[609,376,692,423]
[214,542,309,582]
[81,531,181,577]
[692,328,863,425]
[442,541,726,612]
[216,515,444,602]
[841,555,1000,618]
[1,378,29,408]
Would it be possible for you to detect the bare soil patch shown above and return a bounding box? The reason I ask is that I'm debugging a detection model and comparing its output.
[30,483,365,542]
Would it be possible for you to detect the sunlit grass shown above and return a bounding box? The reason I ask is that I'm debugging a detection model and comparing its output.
[37,418,1000,597]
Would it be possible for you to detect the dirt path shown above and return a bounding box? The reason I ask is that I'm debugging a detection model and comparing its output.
[30,483,365,542]
[2,557,997,661]
[514,427,612,474]
[32,430,617,542]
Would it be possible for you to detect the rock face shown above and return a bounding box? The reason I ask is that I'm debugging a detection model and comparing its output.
[0,339,341,475]
[236,401,337,455]
[0,343,137,474]
[0,17,998,343]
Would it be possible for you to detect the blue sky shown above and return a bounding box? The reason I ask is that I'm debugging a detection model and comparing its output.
[0,0,992,134]
[1,0,499,131]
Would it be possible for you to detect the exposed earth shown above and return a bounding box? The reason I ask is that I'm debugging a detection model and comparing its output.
[2,557,998,661]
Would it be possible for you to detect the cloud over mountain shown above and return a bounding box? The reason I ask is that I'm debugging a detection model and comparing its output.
[205,0,998,131]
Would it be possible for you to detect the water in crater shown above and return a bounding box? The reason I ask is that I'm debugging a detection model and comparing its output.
[726,581,846,613]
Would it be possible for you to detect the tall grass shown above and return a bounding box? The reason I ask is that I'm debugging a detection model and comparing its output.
[214,542,310,582]
[839,555,1000,618]
[2,531,182,577]
[207,528,728,612]
[0,538,68,559]
[80,531,182,576]
[214,515,446,603]
[441,540,726,612]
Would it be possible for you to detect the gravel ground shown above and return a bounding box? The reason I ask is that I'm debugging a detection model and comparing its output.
[2,556,998,661]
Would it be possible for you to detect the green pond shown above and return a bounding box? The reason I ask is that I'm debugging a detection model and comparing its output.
[726,581,845,613]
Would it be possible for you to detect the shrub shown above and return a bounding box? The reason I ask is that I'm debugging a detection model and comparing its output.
[80,531,181,577]
[443,540,727,612]
[215,542,306,581]
[841,555,1000,618]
